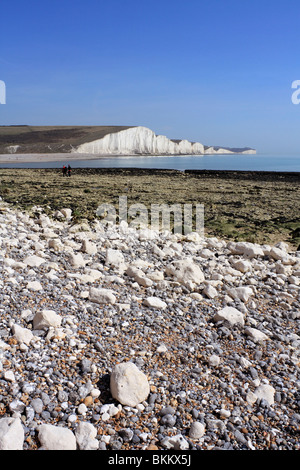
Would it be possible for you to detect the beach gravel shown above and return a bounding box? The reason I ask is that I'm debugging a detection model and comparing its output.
[0,199,299,450]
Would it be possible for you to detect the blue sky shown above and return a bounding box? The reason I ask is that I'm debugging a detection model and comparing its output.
[1,0,300,154]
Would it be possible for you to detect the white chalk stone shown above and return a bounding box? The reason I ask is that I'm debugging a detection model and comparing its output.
[11,323,34,346]
[162,434,189,450]
[60,208,72,219]
[23,255,46,267]
[245,327,269,343]
[69,252,86,268]
[143,296,167,309]
[166,258,205,285]
[203,284,218,299]
[27,280,43,291]
[38,423,76,450]
[48,238,63,251]
[0,417,24,450]
[254,384,275,405]
[89,287,116,304]
[81,239,97,255]
[4,371,15,382]
[269,246,288,261]
[208,354,221,367]
[110,362,150,407]
[232,259,252,273]
[33,309,62,330]
[106,248,125,266]
[213,306,245,326]
[228,241,264,258]
[75,421,99,450]
[189,422,206,440]
[227,286,253,302]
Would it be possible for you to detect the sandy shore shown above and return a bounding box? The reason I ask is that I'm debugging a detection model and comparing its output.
[0,153,203,164]
[0,153,115,164]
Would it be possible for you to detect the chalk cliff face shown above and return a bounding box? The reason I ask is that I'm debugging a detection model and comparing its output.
[0,125,256,156]
[205,147,234,155]
[205,147,256,155]
[235,149,256,155]
[75,126,256,156]
[75,126,205,156]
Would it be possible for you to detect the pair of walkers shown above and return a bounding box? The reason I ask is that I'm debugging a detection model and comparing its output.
[62,165,71,177]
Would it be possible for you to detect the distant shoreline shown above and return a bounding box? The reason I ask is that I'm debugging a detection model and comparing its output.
[0,152,131,164]
[0,151,257,165]
[0,166,299,181]
[1,153,299,173]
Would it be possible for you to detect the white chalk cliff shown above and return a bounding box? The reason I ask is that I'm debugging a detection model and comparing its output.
[205,147,256,155]
[75,126,256,156]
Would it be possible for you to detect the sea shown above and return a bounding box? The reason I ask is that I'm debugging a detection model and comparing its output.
[0,154,300,172]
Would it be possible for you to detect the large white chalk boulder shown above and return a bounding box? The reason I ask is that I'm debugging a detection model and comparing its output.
[11,323,34,346]
[165,258,205,285]
[0,417,24,450]
[213,306,245,326]
[89,287,116,304]
[81,239,97,255]
[75,421,99,450]
[227,286,253,302]
[245,327,269,343]
[38,424,76,450]
[106,248,125,266]
[228,241,264,258]
[69,252,86,268]
[33,310,62,330]
[143,296,167,309]
[110,362,150,407]
[60,208,72,219]
[23,255,46,267]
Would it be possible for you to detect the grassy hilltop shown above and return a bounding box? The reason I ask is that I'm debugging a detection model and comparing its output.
[0,125,133,154]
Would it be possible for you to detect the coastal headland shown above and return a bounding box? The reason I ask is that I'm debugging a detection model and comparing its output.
[0,125,256,156]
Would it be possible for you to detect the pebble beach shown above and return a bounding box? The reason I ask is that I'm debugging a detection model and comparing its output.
[0,197,299,452]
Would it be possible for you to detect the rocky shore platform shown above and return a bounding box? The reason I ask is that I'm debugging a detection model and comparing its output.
[0,168,299,250]
[0,197,299,451]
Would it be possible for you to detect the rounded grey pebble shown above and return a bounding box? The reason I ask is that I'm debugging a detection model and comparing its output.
[160,406,175,416]
[30,398,44,414]
[119,428,134,442]
[161,414,177,427]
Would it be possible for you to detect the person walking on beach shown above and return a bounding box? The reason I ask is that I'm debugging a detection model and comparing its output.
[67,165,71,177]
[62,165,67,177]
